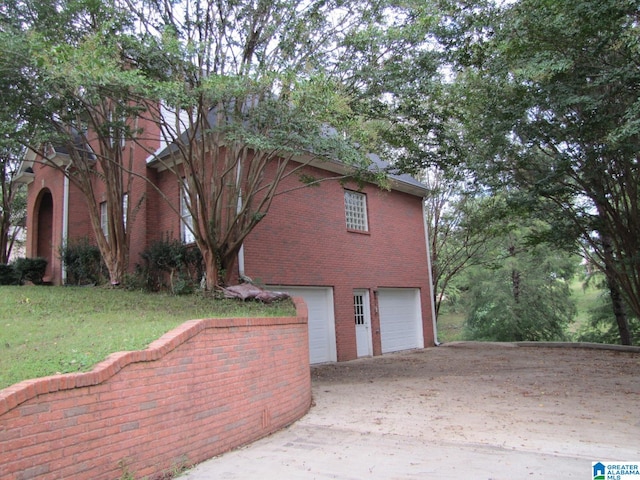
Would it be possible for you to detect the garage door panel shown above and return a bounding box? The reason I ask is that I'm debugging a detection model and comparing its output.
[378,288,423,354]
[268,286,336,364]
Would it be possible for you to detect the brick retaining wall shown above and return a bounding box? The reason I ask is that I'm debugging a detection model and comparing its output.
[0,298,310,480]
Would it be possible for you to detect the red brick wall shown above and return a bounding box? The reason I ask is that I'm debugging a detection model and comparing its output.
[88,140,156,272]
[25,148,434,360]
[0,299,310,480]
[145,168,182,247]
[26,163,70,283]
[243,164,435,360]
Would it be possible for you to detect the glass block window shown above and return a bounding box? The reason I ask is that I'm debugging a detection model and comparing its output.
[344,190,368,232]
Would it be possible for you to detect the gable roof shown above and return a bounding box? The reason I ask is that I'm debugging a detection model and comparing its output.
[367,153,428,197]
[15,132,96,184]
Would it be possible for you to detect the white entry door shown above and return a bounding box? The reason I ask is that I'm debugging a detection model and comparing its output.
[354,290,373,357]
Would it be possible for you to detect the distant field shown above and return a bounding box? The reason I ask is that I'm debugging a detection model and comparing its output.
[0,286,295,389]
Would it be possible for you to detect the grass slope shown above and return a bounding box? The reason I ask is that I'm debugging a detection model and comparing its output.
[568,279,602,333]
[0,286,295,390]
[435,309,467,343]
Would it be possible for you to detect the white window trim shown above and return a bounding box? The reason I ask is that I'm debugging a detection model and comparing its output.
[122,193,128,229]
[101,194,128,239]
[181,187,195,244]
[108,110,126,149]
[100,201,108,239]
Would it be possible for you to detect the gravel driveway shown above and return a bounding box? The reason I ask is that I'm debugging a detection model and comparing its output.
[180,342,640,479]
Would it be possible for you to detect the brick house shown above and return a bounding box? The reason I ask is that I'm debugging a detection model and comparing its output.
[16,119,437,363]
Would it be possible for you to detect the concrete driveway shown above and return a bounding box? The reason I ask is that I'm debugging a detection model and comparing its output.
[180,342,640,479]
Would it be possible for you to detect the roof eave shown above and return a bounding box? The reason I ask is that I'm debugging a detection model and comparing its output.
[304,156,428,198]
[147,151,428,197]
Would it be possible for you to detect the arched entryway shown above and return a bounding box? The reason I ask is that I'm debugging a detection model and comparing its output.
[34,189,54,281]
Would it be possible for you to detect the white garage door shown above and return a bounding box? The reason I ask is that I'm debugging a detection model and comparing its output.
[378,288,424,354]
[268,286,336,364]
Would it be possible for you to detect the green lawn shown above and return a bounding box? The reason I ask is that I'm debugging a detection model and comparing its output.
[0,286,295,390]
[567,278,602,334]
[436,308,467,343]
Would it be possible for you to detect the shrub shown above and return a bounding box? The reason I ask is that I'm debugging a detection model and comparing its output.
[122,268,150,292]
[0,264,19,285]
[576,293,640,346]
[60,238,105,285]
[137,238,203,294]
[172,276,195,296]
[13,257,48,285]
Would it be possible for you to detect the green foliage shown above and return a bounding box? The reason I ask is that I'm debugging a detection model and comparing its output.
[0,34,29,265]
[117,459,135,480]
[576,294,640,345]
[60,238,105,285]
[139,238,203,294]
[438,273,626,344]
[12,257,47,285]
[171,277,195,296]
[575,275,640,346]
[411,0,640,344]
[2,2,152,286]
[0,264,19,285]
[3,0,396,290]
[463,238,577,342]
[427,177,518,318]
[129,0,389,289]
[568,276,602,332]
[435,305,468,343]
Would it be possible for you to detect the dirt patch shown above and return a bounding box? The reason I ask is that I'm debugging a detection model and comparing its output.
[310,342,640,460]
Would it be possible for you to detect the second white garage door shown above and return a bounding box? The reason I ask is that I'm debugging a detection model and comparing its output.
[268,286,337,364]
[378,288,424,354]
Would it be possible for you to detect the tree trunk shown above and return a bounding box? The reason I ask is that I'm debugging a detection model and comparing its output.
[601,233,633,345]
[83,190,128,287]
[202,249,219,291]
[607,274,632,346]
[105,256,126,287]
[222,253,238,286]
[509,245,520,303]
[511,269,521,304]
[0,169,12,263]
[0,217,9,264]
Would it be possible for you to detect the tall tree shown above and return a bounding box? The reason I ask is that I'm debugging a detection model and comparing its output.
[334,2,529,326]
[4,0,390,289]
[464,224,577,342]
[0,19,33,263]
[126,0,382,289]
[423,168,506,318]
[0,140,26,264]
[2,0,149,285]
[429,0,640,344]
